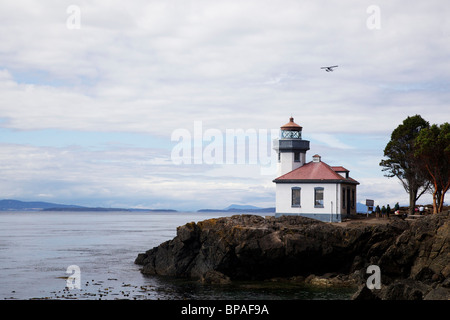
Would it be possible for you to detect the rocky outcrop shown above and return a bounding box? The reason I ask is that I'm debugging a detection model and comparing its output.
[135,211,449,300]
[352,210,450,300]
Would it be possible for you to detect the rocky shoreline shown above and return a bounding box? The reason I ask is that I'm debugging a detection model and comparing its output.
[135,211,449,300]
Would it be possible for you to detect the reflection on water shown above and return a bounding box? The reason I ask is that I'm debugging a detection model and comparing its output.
[0,211,355,300]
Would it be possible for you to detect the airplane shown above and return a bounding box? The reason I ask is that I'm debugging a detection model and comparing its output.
[321,65,338,72]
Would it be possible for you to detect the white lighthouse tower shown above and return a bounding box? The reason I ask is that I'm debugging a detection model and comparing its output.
[272,117,359,222]
[273,117,310,176]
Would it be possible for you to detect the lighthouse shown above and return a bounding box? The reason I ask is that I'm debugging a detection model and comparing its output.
[273,117,310,176]
[272,117,359,222]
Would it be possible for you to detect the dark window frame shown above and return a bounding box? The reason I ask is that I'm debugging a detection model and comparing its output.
[291,187,301,207]
[314,187,324,208]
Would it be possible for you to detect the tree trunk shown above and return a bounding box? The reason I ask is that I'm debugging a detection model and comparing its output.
[432,189,438,214]
[438,186,448,213]
[439,182,450,213]
[409,188,417,215]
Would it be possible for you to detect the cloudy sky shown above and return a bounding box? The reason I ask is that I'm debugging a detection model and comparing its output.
[0,0,448,210]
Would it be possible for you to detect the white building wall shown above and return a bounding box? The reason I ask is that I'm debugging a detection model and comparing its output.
[275,183,342,222]
[278,152,306,176]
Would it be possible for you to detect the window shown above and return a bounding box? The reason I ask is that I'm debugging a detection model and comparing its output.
[291,187,301,207]
[281,131,301,139]
[314,187,324,208]
[294,152,300,162]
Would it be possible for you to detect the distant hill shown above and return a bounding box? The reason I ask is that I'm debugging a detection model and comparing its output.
[200,203,370,214]
[357,202,369,213]
[198,204,275,213]
[43,207,177,212]
[0,199,373,214]
[0,199,84,211]
[224,204,262,210]
[0,199,177,212]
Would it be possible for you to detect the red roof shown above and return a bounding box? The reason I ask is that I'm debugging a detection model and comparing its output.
[280,117,302,130]
[331,166,349,172]
[274,160,359,184]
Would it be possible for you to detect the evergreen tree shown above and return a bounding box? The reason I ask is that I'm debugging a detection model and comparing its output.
[380,115,430,215]
[415,122,450,213]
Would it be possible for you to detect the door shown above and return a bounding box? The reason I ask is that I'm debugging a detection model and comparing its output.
[346,187,351,215]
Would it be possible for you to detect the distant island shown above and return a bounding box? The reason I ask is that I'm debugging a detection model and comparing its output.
[0,199,177,212]
[198,204,276,213]
[198,203,369,214]
[0,199,373,214]
[42,207,177,212]
[0,200,274,213]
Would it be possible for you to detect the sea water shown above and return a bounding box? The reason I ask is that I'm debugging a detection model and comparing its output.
[0,211,355,300]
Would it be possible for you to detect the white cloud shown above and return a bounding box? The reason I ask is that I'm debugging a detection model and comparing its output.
[0,1,447,133]
[310,133,354,150]
[0,1,448,208]
[0,142,275,210]
[357,177,433,207]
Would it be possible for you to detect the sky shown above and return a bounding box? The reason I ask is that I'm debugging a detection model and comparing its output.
[0,0,449,210]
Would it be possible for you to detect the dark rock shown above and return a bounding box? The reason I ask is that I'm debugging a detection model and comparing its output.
[377,279,429,300]
[135,211,449,300]
[361,211,449,300]
[377,211,449,283]
[441,277,450,288]
[136,214,404,280]
[200,270,231,285]
[351,285,381,300]
[304,273,358,288]
[424,286,450,300]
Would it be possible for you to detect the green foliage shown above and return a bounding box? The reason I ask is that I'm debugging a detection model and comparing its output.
[415,122,450,212]
[415,123,450,158]
[380,115,429,176]
[381,114,450,214]
[379,115,430,213]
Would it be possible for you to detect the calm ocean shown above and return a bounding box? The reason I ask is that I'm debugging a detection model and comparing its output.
[0,211,354,300]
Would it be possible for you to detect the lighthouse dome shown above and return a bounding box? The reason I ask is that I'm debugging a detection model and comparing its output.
[280,117,302,139]
[281,117,302,130]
